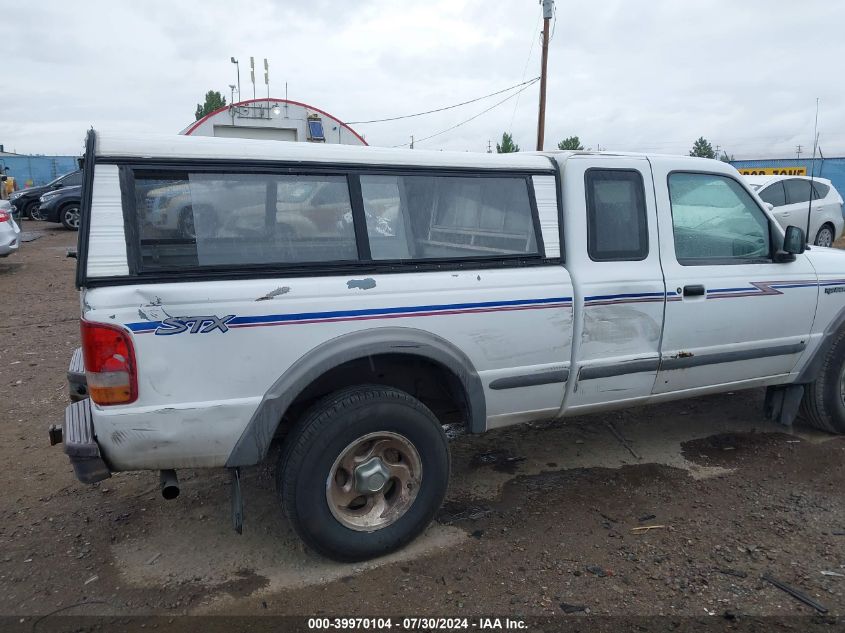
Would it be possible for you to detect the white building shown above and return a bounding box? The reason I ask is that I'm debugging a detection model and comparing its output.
[180,97,367,146]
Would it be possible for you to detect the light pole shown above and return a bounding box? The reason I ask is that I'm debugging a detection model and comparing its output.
[230,57,241,103]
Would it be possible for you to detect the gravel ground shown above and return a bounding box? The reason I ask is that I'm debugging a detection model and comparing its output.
[1,226,844,630]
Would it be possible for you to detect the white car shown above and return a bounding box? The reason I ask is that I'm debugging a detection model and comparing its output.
[0,200,21,257]
[745,175,844,247]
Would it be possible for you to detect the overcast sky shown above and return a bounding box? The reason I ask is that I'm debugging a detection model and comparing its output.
[2,0,841,158]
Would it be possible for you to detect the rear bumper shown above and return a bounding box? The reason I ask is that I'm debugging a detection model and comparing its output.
[67,347,88,401]
[61,399,111,484]
[0,220,20,257]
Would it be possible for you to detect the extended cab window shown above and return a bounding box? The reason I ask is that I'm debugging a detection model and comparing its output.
[585,169,648,261]
[133,172,358,269]
[359,174,539,260]
[668,173,770,264]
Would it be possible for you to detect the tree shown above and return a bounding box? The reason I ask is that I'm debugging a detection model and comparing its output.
[195,90,227,121]
[689,136,716,159]
[719,152,735,163]
[496,132,520,153]
[557,136,584,150]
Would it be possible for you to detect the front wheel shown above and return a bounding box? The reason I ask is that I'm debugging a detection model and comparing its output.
[277,385,450,561]
[60,204,81,230]
[815,224,835,247]
[799,328,845,433]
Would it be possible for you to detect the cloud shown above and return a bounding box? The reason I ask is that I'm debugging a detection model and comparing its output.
[0,0,839,158]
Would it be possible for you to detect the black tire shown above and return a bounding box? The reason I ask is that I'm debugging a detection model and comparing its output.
[799,328,845,433]
[60,203,81,231]
[23,201,37,220]
[277,385,450,562]
[814,224,835,248]
[29,204,42,221]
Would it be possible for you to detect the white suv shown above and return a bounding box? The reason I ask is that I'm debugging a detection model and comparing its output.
[744,175,844,247]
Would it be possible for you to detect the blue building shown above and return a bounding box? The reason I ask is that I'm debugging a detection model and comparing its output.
[0,153,80,189]
[731,157,845,199]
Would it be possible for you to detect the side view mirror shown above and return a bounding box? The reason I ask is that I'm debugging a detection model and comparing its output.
[53,182,64,189]
[783,225,806,255]
[774,225,806,263]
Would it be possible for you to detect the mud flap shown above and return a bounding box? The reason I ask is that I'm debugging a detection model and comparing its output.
[764,385,804,427]
[230,467,243,534]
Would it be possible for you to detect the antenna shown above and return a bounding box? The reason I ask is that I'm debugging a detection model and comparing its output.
[805,98,820,244]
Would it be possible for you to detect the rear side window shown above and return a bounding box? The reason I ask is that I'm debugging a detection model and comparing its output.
[359,174,539,260]
[813,182,830,199]
[758,181,785,207]
[585,169,648,261]
[133,172,358,269]
[784,179,814,204]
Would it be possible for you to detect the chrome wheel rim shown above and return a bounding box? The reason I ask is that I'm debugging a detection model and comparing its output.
[64,206,80,229]
[326,431,422,532]
[817,228,833,247]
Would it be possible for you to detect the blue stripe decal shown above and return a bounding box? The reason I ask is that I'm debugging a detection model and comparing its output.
[125,296,573,333]
[122,279,845,334]
[585,291,667,302]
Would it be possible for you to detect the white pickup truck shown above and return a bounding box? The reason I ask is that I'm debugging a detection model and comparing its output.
[53,130,845,561]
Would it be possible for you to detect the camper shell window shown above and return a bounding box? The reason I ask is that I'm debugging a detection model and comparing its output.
[122,164,549,277]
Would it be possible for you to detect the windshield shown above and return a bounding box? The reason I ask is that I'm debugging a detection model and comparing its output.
[46,171,73,187]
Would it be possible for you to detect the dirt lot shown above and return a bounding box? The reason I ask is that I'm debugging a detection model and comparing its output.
[1,226,844,628]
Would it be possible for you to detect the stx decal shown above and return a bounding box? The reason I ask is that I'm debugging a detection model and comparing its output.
[155,315,235,335]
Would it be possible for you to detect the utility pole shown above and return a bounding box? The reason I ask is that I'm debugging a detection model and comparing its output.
[796,144,802,159]
[410,135,414,149]
[536,0,554,151]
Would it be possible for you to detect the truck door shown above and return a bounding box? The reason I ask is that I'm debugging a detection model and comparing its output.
[651,160,817,394]
[562,157,666,413]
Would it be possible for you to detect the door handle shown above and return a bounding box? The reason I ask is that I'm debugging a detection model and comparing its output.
[683,284,705,297]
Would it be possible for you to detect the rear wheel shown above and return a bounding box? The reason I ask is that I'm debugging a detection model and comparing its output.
[29,204,42,221]
[815,224,835,247]
[799,328,845,433]
[60,203,80,230]
[277,385,450,561]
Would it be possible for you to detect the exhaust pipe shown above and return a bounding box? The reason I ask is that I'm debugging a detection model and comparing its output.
[160,469,180,500]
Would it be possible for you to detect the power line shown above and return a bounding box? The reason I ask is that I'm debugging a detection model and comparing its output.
[392,79,540,148]
[346,77,539,125]
[510,12,543,132]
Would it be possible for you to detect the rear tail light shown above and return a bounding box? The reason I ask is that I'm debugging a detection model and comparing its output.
[0,210,9,223]
[81,320,138,405]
